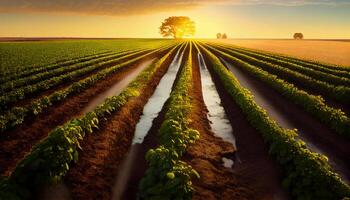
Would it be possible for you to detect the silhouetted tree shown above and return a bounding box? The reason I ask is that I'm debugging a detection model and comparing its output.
[159,16,195,39]
[293,33,304,39]
[216,33,222,39]
[222,33,227,39]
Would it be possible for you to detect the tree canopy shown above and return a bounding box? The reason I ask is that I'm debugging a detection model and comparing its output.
[294,33,304,39]
[159,16,195,39]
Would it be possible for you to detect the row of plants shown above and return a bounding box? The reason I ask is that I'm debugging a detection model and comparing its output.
[215,44,350,85]
[222,44,350,79]
[0,48,154,111]
[199,43,350,199]
[207,44,350,104]
[223,44,350,74]
[0,50,116,84]
[0,39,177,76]
[0,46,172,133]
[0,49,144,93]
[0,49,112,78]
[139,42,200,200]
[0,44,180,200]
[205,44,350,139]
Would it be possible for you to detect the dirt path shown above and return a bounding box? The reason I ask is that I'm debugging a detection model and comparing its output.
[0,55,158,177]
[183,47,289,200]
[221,58,350,183]
[62,50,176,200]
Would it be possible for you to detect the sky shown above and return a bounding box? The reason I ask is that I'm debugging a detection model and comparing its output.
[0,0,349,39]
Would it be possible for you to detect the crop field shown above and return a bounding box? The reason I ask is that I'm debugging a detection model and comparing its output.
[1,39,350,200]
[210,39,350,67]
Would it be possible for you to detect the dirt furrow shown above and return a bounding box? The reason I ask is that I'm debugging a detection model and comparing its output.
[187,48,289,200]
[7,50,151,110]
[61,50,176,200]
[0,54,158,177]
[221,57,350,183]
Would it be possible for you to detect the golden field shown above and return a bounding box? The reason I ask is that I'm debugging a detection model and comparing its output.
[212,39,350,67]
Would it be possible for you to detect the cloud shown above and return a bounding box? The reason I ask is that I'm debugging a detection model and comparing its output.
[0,0,348,16]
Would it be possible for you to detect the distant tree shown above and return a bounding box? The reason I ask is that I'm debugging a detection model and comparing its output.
[294,33,304,39]
[222,33,228,39]
[159,16,195,39]
[216,33,222,39]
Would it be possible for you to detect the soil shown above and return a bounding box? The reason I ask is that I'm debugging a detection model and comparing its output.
[219,57,350,183]
[215,45,350,115]
[5,49,151,110]
[0,53,159,177]
[117,46,186,200]
[62,48,176,200]
[187,47,289,200]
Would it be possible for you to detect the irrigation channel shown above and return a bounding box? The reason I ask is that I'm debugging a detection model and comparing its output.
[221,58,350,184]
[0,57,157,178]
[35,58,156,200]
[81,59,155,114]
[111,47,184,200]
[197,52,236,168]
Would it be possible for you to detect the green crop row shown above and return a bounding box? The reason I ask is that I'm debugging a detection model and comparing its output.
[0,49,143,93]
[214,44,350,86]
[0,39,177,76]
[205,44,350,139]
[218,44,350,80]
[219,43,350,74]
[139,42,200,200]
[0,44,180,200]
[207,44,350,104]
[0,48,154,111]
[199,43,350,200]
[0,50,116,84]
[0,46,171,133]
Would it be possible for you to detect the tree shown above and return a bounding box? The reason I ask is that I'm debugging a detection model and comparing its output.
[222,33,227,39]
[159,16,195,39]
[216,33,222,39]
[294,33,304,39]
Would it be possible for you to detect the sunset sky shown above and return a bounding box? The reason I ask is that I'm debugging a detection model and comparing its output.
[1,0,350,39]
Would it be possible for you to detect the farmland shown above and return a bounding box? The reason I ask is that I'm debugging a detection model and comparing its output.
[210,39,350,67]
[0,39,350,200]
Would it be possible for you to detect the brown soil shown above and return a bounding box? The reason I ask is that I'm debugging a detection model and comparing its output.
[5,49,151,110]
[185,47,289,200]
[63,49,176,200]
[117,91,167,200]
[0,53,159,177]
[214,45,350,115]
[218,55,350,182]
[115,45,187,200]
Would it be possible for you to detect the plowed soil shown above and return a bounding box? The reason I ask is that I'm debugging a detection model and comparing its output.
[186,47,289,200]
[62,49,176,200]
[0,53,158,177]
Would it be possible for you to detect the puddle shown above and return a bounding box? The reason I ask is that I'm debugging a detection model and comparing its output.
[221,58,350,183]
[132,49,184,144]
[222,157,234,168]
[37,59,157,200]
[111,47,185,200]
[81,59,155,114]
[198,53,236,168]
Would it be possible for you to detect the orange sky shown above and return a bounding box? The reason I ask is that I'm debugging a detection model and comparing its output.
[1,1,349,39]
